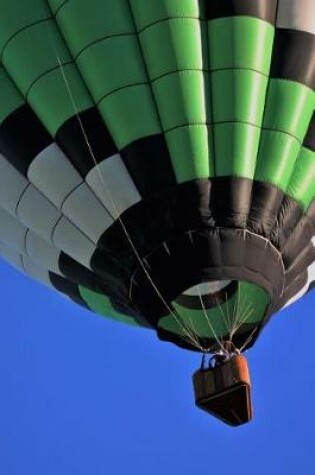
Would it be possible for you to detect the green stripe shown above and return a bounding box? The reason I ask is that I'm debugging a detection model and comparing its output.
[51,0,134,56]
[166,125,212,182]
[208,17,274,73]
[0,0,49,53]
[28,64,92,135]
[262,81,315,142]
[211,70,267,125]
[255,131,301,189]
[130,0,205,31]
[152,71,209,130]
[2,20,72,96]
[153,71,213,181]
[208,17,274,180]
[256,82,315,190]
[79,286,141,327]
[211,70,267,178]
[134,10,212,182]
[287,147,315,209]
[77,36,148,103]
[47,0,64,11]
[1,17,93,135]
[53,0,162,149]
[98,85,160,149]
[138,18,207,79]
[214,123,260,178]
[0,67,24,124]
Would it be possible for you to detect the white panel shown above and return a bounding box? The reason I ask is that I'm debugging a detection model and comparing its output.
[21,255,54,288]
[183,280,232,296]
[86,154,141,217]
[25,231,61,274]
[52,217,95,269]
[62,183,113,243]
[0,155,28,215]
[0,242,24,271]
[0,204,62,275]
[308,261,315,284]
[283,262,315,309]
[16,185,61,241]
[277,0,315,34]
[309,237,315,284]
[0,207,27,252]
[282,237,315,309]
[27,143,83,209]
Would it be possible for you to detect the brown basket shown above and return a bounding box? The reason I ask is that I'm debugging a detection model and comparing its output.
[193,354,253,426]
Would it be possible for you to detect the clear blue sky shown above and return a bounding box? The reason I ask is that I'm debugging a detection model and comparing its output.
[0,259,314,475]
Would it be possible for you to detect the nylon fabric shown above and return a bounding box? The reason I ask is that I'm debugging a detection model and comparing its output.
[0,0,313,351]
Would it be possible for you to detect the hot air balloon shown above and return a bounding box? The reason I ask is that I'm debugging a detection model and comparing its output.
[0,0,314,425]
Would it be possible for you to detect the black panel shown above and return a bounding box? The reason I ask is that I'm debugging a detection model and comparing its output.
[271,271,308,315]
[49,272,89,309]
[304,112,315,151]
[248,181,284,237]
[58,254,147,325]
[81,177,312,350]
[59,252,120,298]
[205,0,278,24]
[271,196,303,249]
[91,178,311,322]
[97,179,212,261]
[270,29,315,89]
[0,105,52,176]
[129,229,283,326]
[55,108,118,177]
[121,133,176,196]
[282,214,315,269]
[210,177,253,228]
[91,249,132,299]
[306,200,315,226]
[285,243,315,285]
[308,282,315,292]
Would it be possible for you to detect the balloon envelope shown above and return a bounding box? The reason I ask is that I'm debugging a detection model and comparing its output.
[0,0,314,352]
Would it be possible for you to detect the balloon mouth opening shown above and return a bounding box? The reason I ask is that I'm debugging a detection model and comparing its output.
[173,279,239,310]
[158,280,271,353]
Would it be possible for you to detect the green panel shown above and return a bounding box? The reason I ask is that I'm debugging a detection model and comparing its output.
[255,131,301,189]
[211,69,268,125]
[134,11,211,183]
[263,80,315,142]
[166,125,213,182]
[98,85,161,149]
[0,67,24,124]
[208,17,274,74]
[152,69,213,181]
[28,65,93,136]
[214,123,260,178]
[287,147,315,209]
[152,71,209,131]
[130,0,205,30]
[159,282,270,343]
[77,36,148,103]
[51,0,134,56]
[52,0,162,148]
[139,18,207,80]
[2,20,72,96]
[79,286,141,327]
[208,17,273,181]
[48,0,64,10]
[0,0,49,53]
[1,14,95,135]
